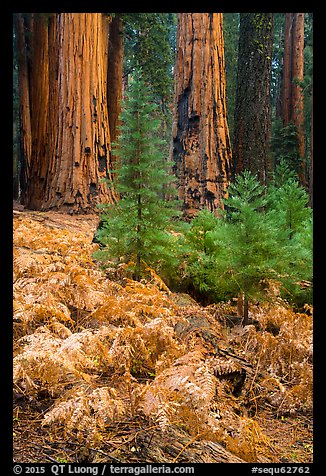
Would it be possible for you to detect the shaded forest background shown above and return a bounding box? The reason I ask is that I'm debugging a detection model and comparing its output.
[13,13,313,208]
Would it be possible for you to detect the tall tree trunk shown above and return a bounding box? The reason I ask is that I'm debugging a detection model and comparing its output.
[291,13,305,186]
[21,13,117,212]
[15,13,32,202]
[281,13,306,187]
[281,13,293,126]
[171,13,232,218]
[45,13,117,212]
[45,14,59,205]
[25,13,50,209]
[107,16,124,151]
[233,13,273,185]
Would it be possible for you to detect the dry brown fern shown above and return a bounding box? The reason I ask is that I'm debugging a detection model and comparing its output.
[13,212,303,463]
[231,302,313,416]
[43,384,126,443]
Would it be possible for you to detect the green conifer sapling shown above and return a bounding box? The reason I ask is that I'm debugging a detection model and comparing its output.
[94,69,180,281]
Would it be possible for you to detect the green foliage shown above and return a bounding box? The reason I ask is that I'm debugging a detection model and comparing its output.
[121,13,176,109]
[182,210,221,300]
[267,162,313,306]
[93,69,181,281]
[120,13,177,185]
[267,161,311,240]
[210,172,281,303]
[183,170,312,310]
[271,119,301,175]
[270,13,285,112]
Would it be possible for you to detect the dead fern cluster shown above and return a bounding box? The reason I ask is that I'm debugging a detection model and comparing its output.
[14,325,117,396]
[232,303,313,416]
[13,212,309,463]
[43,384,127,443]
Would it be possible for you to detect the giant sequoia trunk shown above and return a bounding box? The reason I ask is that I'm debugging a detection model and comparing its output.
[43,13,117,212]
[233,13,273,185]
[20,13,117,212]
[281,13,306,187]
[171,13,232,218]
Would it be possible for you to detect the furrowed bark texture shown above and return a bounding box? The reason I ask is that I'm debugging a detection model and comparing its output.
[15,13,32,202]
[281,13,293,126]
[171,13,232,218]
[25,14,50,209]
[233,13,273,185]
[20,13,117,212]
[44,13,117,212]
[281,13,305,187]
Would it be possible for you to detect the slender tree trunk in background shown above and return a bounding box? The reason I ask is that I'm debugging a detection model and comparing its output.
[233,13,273,185]
[275,21,284,119]
[107,16,124,152]
[45,14,59,206]
[281,13,293,126]
[171,13,232,218]
[25,13,50,209]
[15,13,32,202]
[291,13,305,186]
[136,193,142,282]
[43,13,117,212]
[309,104,313,207]
[281,13,306,187]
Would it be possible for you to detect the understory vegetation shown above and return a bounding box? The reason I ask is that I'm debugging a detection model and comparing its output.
[13,210,313,463]
[94,72,312,316]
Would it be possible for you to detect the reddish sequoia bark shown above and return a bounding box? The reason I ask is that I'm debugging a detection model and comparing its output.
[46,14,59,205]
[291,13,305,185]
[20,13,117,212]
[42,13,118,212]
[171,13,232,218]
[281,13,306,187]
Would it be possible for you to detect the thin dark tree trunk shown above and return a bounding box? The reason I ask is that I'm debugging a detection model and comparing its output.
[242,296,249,326]
[136,193,142,282]
[107,16,124,151]
[15,13,32,203]
[233,13,273,185]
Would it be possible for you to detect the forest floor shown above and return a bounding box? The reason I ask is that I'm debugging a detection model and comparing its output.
[13,203,313,464]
